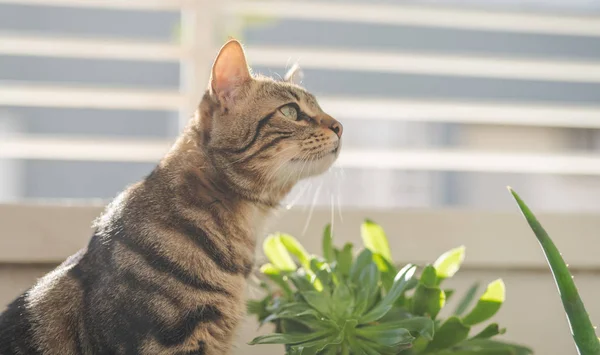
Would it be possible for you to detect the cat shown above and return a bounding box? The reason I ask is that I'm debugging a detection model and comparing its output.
[0,39,342,355]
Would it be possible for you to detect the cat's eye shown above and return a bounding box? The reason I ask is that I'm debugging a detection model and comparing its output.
[279,105,298,120]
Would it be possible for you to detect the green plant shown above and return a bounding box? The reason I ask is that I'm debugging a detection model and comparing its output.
[509,187,600,355]
[248,222,532,354]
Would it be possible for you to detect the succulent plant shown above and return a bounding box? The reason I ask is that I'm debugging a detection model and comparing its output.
[248,221,531,354]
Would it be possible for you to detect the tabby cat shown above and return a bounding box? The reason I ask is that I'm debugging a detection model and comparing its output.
[0,39,342,355]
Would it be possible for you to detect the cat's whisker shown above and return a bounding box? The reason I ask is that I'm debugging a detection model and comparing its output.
[285,180,311,210]
[302,178,323,236]
[335,168,344,222]
[330,193,335,240]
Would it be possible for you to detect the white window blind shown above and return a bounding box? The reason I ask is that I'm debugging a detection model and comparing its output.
[1,0,600,210]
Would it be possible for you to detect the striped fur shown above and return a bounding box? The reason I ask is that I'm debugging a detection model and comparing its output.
[0,39,342,355]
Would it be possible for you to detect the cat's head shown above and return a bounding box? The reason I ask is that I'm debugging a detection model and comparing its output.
[194,39,343,203]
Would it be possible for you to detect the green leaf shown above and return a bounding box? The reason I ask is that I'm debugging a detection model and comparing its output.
[322,224,335,263]
[471,323,505,339]
[509,187,600,355]
[314,265,332,294]
[434,245,466,281]
[289,271,315,292]
[370,317,435,341]
[301,291,331,317]
[354,263,380,316]
[373,253,397,291]
[280,234,311,270]
[259,263,293,297]
[355,327,414,347]
[308,258,324,292]
[290,345,319,355]
[248,328,333,345]
[347,336,380,355]
[425,316,471,352]
[462,279,505,326]
[263,234,297,271]
[455,339,533,355]
[291,333,338,350]
[361,219,392,262]
[444,289,455,301]
[320,345,339,355]
[335,243,353,278]
[412,284,446,319]
[350,249,374,282]
[454,282,480,316]
[420,265,438,287]
[331,283,355,320]
[359,264,417,324]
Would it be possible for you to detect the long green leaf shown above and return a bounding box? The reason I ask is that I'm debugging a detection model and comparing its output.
[509,187,600,355]
[361,219,392,262]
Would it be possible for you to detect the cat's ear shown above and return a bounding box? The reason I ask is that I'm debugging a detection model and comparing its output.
[284,63,303,85]
[209,39,252,101]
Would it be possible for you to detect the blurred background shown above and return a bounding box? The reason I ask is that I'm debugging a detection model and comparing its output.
[0,0,599,354]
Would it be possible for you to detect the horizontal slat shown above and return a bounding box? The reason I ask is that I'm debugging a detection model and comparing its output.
[0,137,171,162]
[3,138,600,176]
[1,204,599,271]
[0,34,188,61]
[317,97,600,129]
[0,0,191,10]
[337,150,600,175]
[6,36,600,82]
[0,85,184,110]
[3,89,600,130]
[248,46,600,83]
[229,1,600,37]
[3,83,600,128]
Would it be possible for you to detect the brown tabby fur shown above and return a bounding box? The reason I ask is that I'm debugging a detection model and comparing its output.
[0,39,342,355]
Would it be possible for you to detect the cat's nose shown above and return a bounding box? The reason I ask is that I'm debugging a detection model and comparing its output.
[320,115,343,139]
